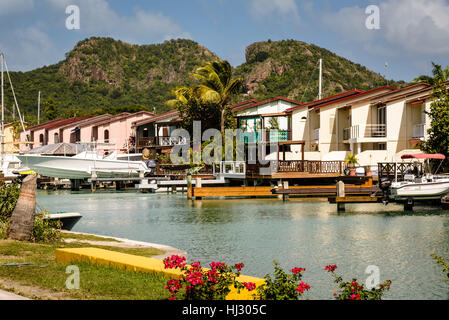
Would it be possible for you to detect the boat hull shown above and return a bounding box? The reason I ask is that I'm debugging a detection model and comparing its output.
[390,181,449,200]
[17,155,148,179]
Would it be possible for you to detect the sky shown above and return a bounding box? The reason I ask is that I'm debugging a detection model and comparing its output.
[0,0,448,82]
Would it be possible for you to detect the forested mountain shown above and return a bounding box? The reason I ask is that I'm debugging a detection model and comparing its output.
[4,37,403,125]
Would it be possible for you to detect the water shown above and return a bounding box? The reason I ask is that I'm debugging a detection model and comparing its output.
[37,190,449,300]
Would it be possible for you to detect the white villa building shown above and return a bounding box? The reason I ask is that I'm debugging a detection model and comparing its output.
[233,82,441,170]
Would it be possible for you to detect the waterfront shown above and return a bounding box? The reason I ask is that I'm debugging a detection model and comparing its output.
[37,190,449,300]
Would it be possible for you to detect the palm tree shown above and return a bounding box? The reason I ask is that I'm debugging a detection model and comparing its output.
[190,60,243,134]
[413,62,449,86]
[8,174,37,241]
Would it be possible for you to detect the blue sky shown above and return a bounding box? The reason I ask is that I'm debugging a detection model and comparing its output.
[0,0,448,82]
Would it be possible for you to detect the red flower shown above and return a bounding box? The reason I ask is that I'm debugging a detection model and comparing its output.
[163,255,186,269]
[291,267,306,274]
[324,264,338,272]
[234,263,244,272]
[242,282,256,291]
[296,281,311,294]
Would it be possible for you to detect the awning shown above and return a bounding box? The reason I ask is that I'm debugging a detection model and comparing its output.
[401,153,446,160]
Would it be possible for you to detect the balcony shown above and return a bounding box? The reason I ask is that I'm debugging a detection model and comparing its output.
[343,124,386,141]
[137,136,188,149]
[266,130,292,143]
[412,124,425,139]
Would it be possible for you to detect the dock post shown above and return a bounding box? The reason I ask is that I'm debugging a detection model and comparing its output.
[91,171,97,192]
[187,173,192,200]
[337,181,345,212]
[195,178,202,200]
[277,180,283,200]
[283,181,289,201]
[404,198,414,211]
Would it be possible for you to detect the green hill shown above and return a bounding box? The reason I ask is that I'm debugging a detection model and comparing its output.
[4,37,403,125]
[235,39,404,102]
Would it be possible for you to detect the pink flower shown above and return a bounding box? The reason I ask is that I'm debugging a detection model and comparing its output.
[163,255,186,269]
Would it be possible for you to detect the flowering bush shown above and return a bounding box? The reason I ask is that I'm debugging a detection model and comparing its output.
[163,255,255,300]
[324,264,392,300]
[254,261,310,300]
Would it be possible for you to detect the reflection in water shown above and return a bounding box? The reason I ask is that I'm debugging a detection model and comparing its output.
[37,190,449,300]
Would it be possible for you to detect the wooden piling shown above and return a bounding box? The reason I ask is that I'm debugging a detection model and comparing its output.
[336,181,345,211]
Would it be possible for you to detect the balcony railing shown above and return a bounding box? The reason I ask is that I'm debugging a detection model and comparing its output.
[246,160,345,176]
[266,130,292,142]
[137,136,188,148]
[343,124,386,140]
[412,124,425,139]
[239,130,292,143]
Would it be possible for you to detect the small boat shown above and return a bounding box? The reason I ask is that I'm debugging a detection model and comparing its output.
[0,154,21,179]
[390,153,449,201]
[44,212,82,231]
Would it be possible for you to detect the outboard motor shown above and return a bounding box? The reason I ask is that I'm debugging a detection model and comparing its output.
[379,178,392,205]
[145,159,157,176]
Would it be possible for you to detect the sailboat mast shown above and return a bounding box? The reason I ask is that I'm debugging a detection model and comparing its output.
[1,53,4,168]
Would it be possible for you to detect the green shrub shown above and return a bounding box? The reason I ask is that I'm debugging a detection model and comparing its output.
[0,219,9,240]
[0,183,20,221]
[31,211,62,243]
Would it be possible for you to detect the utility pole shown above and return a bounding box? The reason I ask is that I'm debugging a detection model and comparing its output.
[318,58,323,100]
[37,91,41,125]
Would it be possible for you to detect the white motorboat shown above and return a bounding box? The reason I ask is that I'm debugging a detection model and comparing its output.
[17,150,150,179]
[390,153,449,201]
[0,154,21,178]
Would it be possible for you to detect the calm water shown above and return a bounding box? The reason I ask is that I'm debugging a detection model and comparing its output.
[37,190,449,300]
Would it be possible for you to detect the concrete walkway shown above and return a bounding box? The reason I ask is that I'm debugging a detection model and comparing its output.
[0,289,29,300]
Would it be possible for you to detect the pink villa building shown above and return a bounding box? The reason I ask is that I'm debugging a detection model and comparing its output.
[20,111,154,154]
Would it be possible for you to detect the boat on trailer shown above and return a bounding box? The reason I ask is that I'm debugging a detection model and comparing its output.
[389,153,449,202]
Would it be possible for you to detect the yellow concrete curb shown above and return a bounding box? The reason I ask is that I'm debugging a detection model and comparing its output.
[56,247,265,300]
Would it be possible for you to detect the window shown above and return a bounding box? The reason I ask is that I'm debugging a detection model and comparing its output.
[377,143,386,150]
[104,130,109,143]
[143,128,149,138]
[377,105,386,125]
[39,134,44,144]
[54,133,59,144]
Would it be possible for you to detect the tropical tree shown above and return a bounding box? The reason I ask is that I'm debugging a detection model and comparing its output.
[420,63,449,171]
[413,62,449,85]
[166,86,222,134]
[190,60,243,134]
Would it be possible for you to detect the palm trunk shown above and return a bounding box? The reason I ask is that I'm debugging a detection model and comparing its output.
[8,174,37,241]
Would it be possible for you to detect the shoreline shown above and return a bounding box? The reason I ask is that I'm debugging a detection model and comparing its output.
[60,230,187,261]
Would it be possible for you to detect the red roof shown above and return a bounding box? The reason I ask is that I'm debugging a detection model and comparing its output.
[401,154,445,160]
[133,109,180,127]
[232,97,303,113]
[45,115,94,130]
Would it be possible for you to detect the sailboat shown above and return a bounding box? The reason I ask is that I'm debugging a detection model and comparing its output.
[389,153,449,201]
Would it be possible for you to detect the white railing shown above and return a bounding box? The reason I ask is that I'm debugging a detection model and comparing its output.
[412,124,425,139]
[343,124,386,140]
[160,136,187,146]
[313,128,320,141]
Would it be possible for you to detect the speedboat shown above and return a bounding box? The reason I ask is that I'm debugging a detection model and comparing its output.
[390,153,449,201]
[17,150,150,179]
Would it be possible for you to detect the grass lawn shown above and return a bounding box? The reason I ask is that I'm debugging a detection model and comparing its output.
[0,237,172,300]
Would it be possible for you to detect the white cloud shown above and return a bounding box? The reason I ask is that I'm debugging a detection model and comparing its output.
[45,0,191,43]
[323,0,449,55]
[250,0,300,22]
